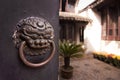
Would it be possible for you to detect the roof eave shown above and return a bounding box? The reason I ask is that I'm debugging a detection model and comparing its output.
[59,12,92,22]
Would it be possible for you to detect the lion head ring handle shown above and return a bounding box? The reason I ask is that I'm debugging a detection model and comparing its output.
[19,41,55,67]
[12,17,55,67]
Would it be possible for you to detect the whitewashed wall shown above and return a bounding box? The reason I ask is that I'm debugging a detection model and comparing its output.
[78,8,120,55]
[101,41,120,55]
[79,8,102,53]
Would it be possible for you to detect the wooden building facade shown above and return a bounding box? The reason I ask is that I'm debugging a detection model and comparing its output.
[79,0,120,55]
[59,0,90,44]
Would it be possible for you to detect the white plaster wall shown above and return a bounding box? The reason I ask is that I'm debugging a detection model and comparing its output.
[101,41,120,55]
[75,0,120,55]
[79,9,120,55]
[79,9,102,53]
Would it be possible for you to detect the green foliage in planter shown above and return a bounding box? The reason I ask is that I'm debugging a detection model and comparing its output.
[59,40,85,68]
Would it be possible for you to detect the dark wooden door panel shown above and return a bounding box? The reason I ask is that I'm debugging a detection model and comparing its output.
[0,0,59,80]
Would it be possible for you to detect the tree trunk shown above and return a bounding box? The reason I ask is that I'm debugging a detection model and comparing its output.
[64,57,70,68]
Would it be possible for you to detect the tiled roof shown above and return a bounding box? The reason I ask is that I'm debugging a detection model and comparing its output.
[59,12,91,22]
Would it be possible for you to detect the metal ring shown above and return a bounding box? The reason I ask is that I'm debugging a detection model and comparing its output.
[19,41,55,67]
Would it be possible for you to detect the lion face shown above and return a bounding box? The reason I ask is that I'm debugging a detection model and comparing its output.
[13,17,54,55]
[13,17,54,51]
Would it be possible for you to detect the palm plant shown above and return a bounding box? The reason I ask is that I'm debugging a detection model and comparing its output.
[59,40,85,69]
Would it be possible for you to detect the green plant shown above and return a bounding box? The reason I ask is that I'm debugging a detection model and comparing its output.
[59,40,85,69]
[113,58,120,68]
[93,52,120,68]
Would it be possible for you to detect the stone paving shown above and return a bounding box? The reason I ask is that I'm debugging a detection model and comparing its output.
[59,54,120,80]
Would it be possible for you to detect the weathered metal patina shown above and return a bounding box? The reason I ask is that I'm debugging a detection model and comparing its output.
[12,17,55,67]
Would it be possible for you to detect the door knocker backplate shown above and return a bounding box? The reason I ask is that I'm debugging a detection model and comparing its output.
[12,17,55,67]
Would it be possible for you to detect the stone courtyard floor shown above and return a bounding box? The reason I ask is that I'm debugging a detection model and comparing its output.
[59,54,120,80]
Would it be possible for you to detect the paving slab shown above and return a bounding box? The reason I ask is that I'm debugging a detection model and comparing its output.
[59,54,120,80]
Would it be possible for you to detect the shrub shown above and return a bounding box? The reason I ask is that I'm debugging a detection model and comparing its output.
[93,52,120,68]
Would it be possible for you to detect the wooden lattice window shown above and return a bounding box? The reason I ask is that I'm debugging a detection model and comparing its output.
[101,5,120,41]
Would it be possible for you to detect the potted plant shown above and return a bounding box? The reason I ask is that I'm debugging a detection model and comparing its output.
[59,40,85,79]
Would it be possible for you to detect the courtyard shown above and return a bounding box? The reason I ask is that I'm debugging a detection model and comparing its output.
[59,54,120,80]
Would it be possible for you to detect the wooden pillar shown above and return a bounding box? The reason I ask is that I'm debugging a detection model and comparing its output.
[59,0,62,11]
[65,0,68,11]
[66,23,69,40]
[75,23,80,44]
[118,6,120,40]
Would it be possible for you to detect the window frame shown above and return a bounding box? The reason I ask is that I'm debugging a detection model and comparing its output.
[101,5,120,41]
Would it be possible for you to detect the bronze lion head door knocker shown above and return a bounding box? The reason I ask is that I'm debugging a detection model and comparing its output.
[12,17,55,67]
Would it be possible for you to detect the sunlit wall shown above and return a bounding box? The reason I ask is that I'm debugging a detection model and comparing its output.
[79,8,102,53]
[101,41,120,55]
[78,8,120,55]
[73,0,120,55]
